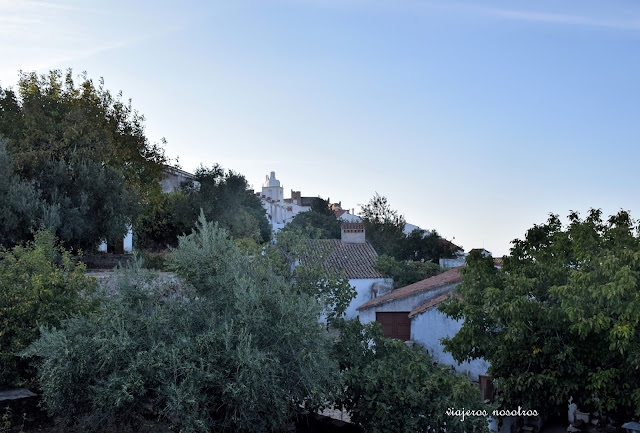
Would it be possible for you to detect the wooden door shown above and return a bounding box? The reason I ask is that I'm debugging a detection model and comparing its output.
[376,312,411,341]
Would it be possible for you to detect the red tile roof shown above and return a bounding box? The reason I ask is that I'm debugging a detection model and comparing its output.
[357,266,464,311]
[301,239,383,280]
[408,293,462,318]
[334,209,348,218]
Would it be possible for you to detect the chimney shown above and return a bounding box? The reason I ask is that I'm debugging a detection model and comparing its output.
[341,222,365,243]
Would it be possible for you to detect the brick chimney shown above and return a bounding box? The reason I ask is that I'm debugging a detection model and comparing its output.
[341,222,366,243]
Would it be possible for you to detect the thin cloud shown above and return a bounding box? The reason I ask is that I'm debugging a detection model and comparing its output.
[481,8,640,31]
[272,0,640,31]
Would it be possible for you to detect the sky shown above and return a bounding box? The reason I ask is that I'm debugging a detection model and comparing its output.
[1,0,640,256]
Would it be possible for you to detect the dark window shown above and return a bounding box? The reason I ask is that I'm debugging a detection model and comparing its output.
[478,375,495,402]
[376,312,411,341]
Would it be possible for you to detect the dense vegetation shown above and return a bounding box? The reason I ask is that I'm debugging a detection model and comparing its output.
[332,318,490,433]
[375,254,443,289]
[136,165,270,250]
[25,217,336,432]
[0,229,97,388]
[358,193,458,288]
[282,197,342,239]
[440,210,640,420]
[0,69,167,250]
[0,70,270,252]
[360,193,461,263]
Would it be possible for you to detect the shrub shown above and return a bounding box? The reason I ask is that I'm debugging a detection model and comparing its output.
[25,216,337,432]
[0,229,98,388]
[332,318,490,433]
[375,254,443,289]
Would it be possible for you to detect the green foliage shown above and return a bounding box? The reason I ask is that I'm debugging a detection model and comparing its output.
[400,228,461,262]
[135,188,191,250]
[187,166,271,243]
[138,249,170,270]
[310,197,335,217]
[0,138,47,247]
[440,209,640,419]
[1,406,26,433]
[360,192,407,257]
[376,255,443,289]
[0,229,97,388]
[332,319,490,433]
[0,69,167,250]
[283,198,341,239]
[35,158,136,250]
[360,194,461,262]
[260,227,357,321]
[136,165,271,249]
[25,216,337,432]
[0,69,168,196]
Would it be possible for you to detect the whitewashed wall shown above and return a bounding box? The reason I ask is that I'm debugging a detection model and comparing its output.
[345,278,392,320]
[410,307,490,381]
[358,282,460,324]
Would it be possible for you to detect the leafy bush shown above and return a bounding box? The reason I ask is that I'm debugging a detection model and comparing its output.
[332,318,490,433]
[0,138,47,248]
[138,249,170,270]
[0,229,97,388]
[282,198,342,239]
[376,254,443,289]
[259,227,357,321]
[25,216,337,432]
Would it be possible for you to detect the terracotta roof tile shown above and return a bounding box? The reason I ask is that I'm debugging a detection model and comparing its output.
[334,209,348,218]
[408,293,462,318]
[301,239,383,280]
[357,266,464,311]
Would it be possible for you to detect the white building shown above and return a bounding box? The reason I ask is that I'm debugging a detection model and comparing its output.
[356,267,489,381]
[301,222,393,319]
[258,171,356,233]
[258,171,312,232]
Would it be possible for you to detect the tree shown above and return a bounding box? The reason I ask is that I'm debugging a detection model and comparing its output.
[187,165,271,243]
[25,216,337,432]
[331,318,490,433]
[282,197,341,239]
[360,193,460,263]
[0,137,132,250]
[400,228,461,262]
[35,158,136,250]
[0,70,168,196]
[360,193,407,257]
[0,138,46,247]
[440,210,640,419]
[375,254,443,289]
[0,69,170,249]
[0,229,97,388]
[134,165,272,250]
[260,227,356,321]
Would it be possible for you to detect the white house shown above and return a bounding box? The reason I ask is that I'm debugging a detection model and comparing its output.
[301,222,393,319]
[357,266,489,381]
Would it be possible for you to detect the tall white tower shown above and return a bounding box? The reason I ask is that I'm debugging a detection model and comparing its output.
[261,171,284,202]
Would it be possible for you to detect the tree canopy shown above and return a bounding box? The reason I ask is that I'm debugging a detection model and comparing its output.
[332,318,490,433]
[136,165,271,250]
[440,209,640,419]
[281,197,341,239]
[0,69,169,249]
[0,69,168,195]
[360,193,461,264]
[25,216,336,432]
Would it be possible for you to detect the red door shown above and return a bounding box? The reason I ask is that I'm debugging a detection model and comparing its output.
[376,312,411,341]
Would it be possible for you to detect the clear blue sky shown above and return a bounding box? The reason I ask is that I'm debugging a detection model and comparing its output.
[2,0,639,256]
